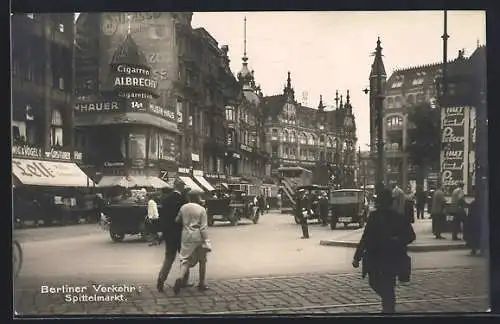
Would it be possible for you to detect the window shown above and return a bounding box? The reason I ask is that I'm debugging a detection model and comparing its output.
[391,81,403,88]
[394,96,402,108]
[307,134,314,145]
[25,62,34,81]
[225,106,234,121]
[49,109,64,147]
[12,121,26,144]
[299,132,307,145]
[407,94,415,105]
[411,78,424,86]
[271,129,278,140]
[327,137,333,148]
[26,13,34,19]
[128,133,146,160]
[58,77,65,90]
[385,97,394,109]
[319,135,325,144]
[416,93,425,103]
[291,131,296,143]
[386,115,403,128]
[58,23,64,33]
[148,132,158,160]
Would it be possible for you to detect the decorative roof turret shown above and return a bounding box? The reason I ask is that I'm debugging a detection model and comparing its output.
[283,71,295,102]
[339,94,344,110]
[318,95,325,111]
[237,16,254,88]
[110,33,149,67]
[345,90,352,114]
[369,37,387,79]
[334,90,340,110]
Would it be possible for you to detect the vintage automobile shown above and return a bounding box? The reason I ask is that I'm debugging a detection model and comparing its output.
[329,189,369,229]
[205,189,260,226]
[293,185,330,224]
[103,190,158,242]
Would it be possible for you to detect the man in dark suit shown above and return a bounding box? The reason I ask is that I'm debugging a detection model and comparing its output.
[156,179,190,293]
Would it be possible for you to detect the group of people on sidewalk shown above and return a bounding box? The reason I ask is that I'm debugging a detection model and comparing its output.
[352,181,486,313]
[143,180,212,296]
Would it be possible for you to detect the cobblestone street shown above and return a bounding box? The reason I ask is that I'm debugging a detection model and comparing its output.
[15,266,488,315]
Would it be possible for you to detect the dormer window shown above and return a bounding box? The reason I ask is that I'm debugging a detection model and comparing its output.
[391,81,403,88]
[411,78,425,86]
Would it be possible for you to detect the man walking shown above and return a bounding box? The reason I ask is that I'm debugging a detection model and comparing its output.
[415,188,426,220]
[451,182,466,241]
[431,186,446,239]
[296,190,309,239]
[156,179,190,293]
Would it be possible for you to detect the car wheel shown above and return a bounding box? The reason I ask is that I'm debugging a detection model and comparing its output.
[110,231,125,242]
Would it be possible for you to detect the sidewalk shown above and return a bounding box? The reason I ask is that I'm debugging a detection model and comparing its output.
[320,219,467,252]
[14,266,488,315]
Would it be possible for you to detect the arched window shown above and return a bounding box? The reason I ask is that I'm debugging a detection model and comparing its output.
[386,97,394,109]
[299,132,307,145]
[319,134,325,145]
[386,115,404,128]
[407,94,415,106]
[327,137,333,148]
[310,134,317,146]
[291,131,296,143]
[307,133,314,145]
[394,96,402,108]
[284,130,289,142]
[271,128,278,140]
[50,109,64,147]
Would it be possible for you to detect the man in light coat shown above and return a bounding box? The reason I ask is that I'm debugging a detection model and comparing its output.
[450,182,466,240]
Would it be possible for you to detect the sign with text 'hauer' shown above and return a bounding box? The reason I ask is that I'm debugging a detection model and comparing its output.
[74,100,124,114]
[440,106,476,195]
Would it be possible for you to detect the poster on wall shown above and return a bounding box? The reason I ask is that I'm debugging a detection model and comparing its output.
[440,106,475,196]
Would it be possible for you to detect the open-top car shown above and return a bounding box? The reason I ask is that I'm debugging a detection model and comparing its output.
[294,185,330,224]
[205,188,259,226]
[329,188,368,229]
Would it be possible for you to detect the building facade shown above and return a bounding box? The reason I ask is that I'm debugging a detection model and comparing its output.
[74,12,182,187]
[11,13,82,163]
[373,46,485,191]
[358,150,375,188]
[262,72,358,187]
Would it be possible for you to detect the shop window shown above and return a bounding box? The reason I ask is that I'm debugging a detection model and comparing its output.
[148,132,158,160]
[159,133,176,161]
[128,133,146,160]
[225,106,234,121]
[50,109,63,148]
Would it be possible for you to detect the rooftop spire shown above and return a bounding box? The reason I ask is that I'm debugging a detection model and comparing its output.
[334,90,339,109]
[318,95,324,110]
[340,94,344,109]
[346,89,350,104]
[370,36,387,78]
[477,38,480,48]
[243,16,248,63]
[287,71,291,89]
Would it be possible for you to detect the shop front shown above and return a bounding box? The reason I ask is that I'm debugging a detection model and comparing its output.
[12,145,95,226]
[177,167,204,193]
[192,169,216,192]
[204,172,228,189]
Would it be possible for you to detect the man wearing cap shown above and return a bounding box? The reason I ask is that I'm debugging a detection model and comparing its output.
[296,189,309,239]
[156,179,190,293]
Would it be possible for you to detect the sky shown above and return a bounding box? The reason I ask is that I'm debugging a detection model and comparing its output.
[191,11,486,149]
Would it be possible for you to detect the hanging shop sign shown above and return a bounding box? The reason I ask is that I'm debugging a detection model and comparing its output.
[12,145,84,162]
[12,145,43,158]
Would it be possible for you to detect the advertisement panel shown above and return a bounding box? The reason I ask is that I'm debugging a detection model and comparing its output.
[440,106,475,195]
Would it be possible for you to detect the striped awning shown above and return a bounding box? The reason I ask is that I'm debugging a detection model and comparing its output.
[178,176,204,193]
[193,175,216,192]
[98,176,171,189]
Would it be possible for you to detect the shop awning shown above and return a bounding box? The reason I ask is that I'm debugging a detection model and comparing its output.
[12,158,96,187]
[178,176,204,193]
[74,113,179,134]
[193,175,216,192]
[98,175,171,189]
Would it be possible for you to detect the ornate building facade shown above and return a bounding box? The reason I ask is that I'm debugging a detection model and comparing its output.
[373,45,485,191]
[262,72,358,187]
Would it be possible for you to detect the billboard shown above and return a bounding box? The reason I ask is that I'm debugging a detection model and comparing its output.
[440,106,476,195]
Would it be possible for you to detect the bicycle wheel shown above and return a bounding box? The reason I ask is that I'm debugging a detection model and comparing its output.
[13,240,22,278]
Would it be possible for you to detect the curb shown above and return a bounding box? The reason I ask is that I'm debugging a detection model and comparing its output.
[319,240,468,252]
